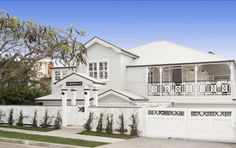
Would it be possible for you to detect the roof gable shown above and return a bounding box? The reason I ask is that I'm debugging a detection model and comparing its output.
[84,37,139,59]
[128,40,228,66]
[55,72,105,87]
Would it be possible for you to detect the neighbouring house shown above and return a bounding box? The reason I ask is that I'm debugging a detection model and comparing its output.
[35,37,236,108]
[34,37,236,142]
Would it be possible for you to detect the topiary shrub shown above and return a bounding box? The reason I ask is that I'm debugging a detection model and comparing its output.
[129,114,138,136]
[54,111,62,129]
[96,113,103,132]
[118,113,126,135]
[105,114,113,134]
[41,110,51,128]
[0,110,5,123]
[83,112,93,132]
[16,110,24,126]
[8,108,14,126]
[32,110,38,127]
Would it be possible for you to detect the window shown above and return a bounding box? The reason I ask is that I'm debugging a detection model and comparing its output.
[99,62,108,79]
[89,62,97,78]
[55,71,61,82]
[88,61,108,80]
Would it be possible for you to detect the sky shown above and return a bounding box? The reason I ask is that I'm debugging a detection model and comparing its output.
[1,0,236,59]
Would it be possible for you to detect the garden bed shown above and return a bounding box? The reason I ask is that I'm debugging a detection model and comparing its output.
[79,131,137,139]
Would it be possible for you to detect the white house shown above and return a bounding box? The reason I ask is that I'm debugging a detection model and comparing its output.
[34,37,236,142]
[35,37,236,108]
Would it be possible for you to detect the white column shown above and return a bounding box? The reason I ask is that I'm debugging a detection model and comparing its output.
[84,87,90,113]
[61,88,68,127]
[93,89,99,106]
[229,62,236,97]
[71,88,77,106]
[194,65,199,96]
[159,67,163,96]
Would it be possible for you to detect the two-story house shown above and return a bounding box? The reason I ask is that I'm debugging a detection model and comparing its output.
[35,37,236,108]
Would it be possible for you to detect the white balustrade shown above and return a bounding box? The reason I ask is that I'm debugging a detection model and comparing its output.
[149,81,231,96]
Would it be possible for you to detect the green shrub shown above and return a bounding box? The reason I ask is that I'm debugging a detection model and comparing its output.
[129,114,138,136]
[32,110,38,127]
[105,114,113,134]
[8,108,14,126]
[54,111,62,129]
[83,112,93,132]
[0,87,41,105]
[96,113,103,132]
[41,110,51,128]
[16,110,24,126]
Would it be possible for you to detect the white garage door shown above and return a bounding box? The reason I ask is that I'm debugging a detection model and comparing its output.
[145,107,236,141]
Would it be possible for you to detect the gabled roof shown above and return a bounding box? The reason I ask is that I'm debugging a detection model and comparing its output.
[99,89,148,101]
[84,37,139,59]
[128,40,229,66]
[54,72,105,86]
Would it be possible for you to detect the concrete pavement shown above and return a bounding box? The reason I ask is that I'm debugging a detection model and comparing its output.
[98,137,236,148]
[0,127,124,143]
[0,142,42,148]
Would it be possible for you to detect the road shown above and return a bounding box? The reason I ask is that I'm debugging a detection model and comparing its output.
[0,142,42,148]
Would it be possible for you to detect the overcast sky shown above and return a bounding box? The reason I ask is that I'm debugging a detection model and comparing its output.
[1,1,236,59]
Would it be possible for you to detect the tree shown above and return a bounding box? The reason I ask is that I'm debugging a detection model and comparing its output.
[0,10,87,88]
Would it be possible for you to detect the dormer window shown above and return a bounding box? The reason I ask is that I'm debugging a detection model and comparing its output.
[88,61,108,80]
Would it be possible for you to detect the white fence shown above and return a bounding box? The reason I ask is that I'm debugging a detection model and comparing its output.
[0,106,62,126]
[145,107,236,142]
[0,105,235,142]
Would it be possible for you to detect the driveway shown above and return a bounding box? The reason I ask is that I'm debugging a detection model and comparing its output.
[98,137,236,148]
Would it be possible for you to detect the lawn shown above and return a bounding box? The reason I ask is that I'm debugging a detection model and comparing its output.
[0,125,55,132]
[80,131,137,139]
[0,130,108,147]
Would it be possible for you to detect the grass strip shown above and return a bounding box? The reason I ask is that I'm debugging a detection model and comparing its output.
[80,131,137,139]
[0,130,108,147]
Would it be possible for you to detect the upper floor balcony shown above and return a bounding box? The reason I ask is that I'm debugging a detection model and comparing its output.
[147,61,235,97]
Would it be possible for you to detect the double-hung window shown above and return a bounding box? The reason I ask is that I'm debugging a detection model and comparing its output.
[88,61,108,80]
[55,71,61,82]
[99,62,108,79]
[89,62,98,79]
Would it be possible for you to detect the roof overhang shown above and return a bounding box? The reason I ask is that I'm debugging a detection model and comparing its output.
[127,60,235,68]
[84,37,139,59]
[99,89,148,102]
[54,72,106,87]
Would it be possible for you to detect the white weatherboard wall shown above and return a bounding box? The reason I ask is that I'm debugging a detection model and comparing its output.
[126,67,148,97]
[145,107,236,142]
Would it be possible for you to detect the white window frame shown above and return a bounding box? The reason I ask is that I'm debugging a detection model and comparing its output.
[87,60,109,81]
[54,70,61,82]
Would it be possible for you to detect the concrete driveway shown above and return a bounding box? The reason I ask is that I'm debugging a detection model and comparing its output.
[98,137,236,148]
